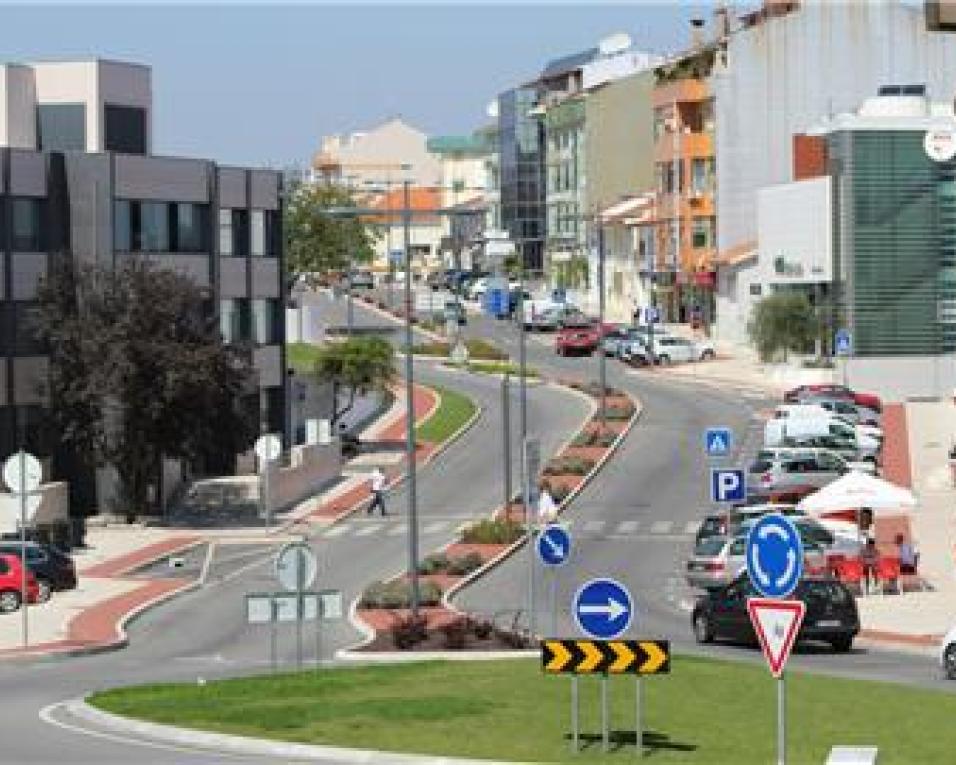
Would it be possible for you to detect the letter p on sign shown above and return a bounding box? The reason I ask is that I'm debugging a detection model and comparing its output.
[711,468,746,503]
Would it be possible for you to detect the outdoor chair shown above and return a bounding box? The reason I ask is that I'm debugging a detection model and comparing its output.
[875,557,900,596]
[826,554,847,579]
[835,558,864,595]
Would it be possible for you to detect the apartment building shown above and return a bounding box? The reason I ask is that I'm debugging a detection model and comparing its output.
[0,59,284,514]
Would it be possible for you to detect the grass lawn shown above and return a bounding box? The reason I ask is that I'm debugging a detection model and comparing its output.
[415,386,477,444]
[286,343,322,374]
[464,360,540,378]
[410,338,508,361]
[89,656,956,764]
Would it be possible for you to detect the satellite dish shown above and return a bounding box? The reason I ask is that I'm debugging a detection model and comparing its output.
[599,32,632,57]
[486,100,499,119]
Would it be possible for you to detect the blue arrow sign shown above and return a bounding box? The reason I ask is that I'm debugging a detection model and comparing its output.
[704,428,732,457]
[537,524,571,567]
[646,307,660,324]
[711,468,746,503]
[573,578,633,639]
[745,513,804,598]
[835,328,852,356]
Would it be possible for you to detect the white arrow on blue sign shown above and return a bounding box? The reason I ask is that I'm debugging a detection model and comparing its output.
[745,513,804,599]
[835,328,852,356]
[537,524,571,567]
[573,578,633,640]
[704,428,732,457]
[710,468,746,503]
[646,307,660,324]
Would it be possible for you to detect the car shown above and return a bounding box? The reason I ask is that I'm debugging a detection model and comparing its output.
[784,384,882,413]
[441,300,466,326]
[774,404,883,442]
[601,327,632,357]
[692,574,860,652]
[764,416,881,459]
[940,623,956,679]
[0,542,77,602]
[0,553,41,613]
[525,304,582,331]
[749,447,874,485]
[796,396,881,427]
[695,503,802,546]
[555,323,601,355]
[619,333,655,365]
[685,535,827,590]
[778,433,875,464]
[651,334,716,364]
[736,515,862,560]
[348,270,375,290]
[466,278,489,301]
[750,450,870,497]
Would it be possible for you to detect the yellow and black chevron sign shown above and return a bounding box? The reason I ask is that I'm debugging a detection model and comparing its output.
[541,639,670,675]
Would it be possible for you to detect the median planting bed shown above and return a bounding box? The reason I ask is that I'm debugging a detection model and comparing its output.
[90,655,956,763]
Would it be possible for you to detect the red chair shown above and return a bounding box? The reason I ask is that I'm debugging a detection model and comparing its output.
[836,558,864,595]
[827,554,847,579]
[876,557,901,596]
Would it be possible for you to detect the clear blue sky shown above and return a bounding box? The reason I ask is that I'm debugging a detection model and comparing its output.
[3,3,713,168]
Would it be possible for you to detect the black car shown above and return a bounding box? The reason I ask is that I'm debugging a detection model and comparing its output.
[691,574,859,653]
[0,542,77,602]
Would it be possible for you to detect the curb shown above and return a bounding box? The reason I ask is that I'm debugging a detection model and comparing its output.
[70,698,519,765]
[351,293,446,343]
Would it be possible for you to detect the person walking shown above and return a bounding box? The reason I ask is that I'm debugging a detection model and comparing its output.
[368,467,387,516]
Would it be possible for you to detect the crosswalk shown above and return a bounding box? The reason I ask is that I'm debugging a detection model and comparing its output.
[317,517,700,542]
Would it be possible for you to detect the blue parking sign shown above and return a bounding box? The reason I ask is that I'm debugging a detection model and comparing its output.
[711,468,745,503]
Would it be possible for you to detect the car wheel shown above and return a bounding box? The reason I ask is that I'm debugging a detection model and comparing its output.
[693,613,714,644]
[658,354,671,366]
[0,589,21,613]
[944,644,956,680]
[35,578,52,604]
[830,635,853,653]
[700,349,716,361]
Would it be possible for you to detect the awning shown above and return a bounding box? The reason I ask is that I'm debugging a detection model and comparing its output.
[796,471,918,517]
[715,240,757,267]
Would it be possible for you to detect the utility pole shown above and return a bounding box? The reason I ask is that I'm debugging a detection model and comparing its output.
[597,222,607,428]
[403,178,420,617]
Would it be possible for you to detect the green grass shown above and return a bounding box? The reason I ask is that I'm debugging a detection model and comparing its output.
[464,360,540,378]
[88,656,956,764]
[415,385,476,444]
[409,339,507,361]
[286,343,323,373]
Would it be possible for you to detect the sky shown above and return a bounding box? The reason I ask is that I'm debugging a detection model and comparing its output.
[2,2,715,168]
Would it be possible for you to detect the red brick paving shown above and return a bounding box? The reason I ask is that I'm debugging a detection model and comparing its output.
[80,536,201,577]
[880,403,912,488]
[68,578,189,643]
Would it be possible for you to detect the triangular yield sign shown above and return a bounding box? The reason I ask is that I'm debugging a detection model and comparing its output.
[747,598,805,678]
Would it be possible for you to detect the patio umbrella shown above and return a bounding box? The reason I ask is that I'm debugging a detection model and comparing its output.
[796,470,918,517]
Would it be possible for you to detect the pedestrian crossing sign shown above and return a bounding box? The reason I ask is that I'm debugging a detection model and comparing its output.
[704,428,732,457]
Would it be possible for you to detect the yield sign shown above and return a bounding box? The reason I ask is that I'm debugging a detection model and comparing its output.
[747,598,805,678]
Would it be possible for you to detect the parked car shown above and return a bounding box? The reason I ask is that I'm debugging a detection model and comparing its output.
[685,535,826,590]
[0,553,40,613]
[601,327,632,357]
[348,270,375,290]
[695,504,802,547]
[0,542,76,602]
[940,623,956,680]
[466,278,489,301]
[773,405,883,442]
[778,434,875,465]
[555,323,601,356]
[750,450,870,497]
[784,383,882,413]
[764,417,881,459]
[620,333,655,366]
[441,301,466,326]
[651,335,716,364]
[525,305,584,331]
[796,396,881,427]
[691,574,859,652]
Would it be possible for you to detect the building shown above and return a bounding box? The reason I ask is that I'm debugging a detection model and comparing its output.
[311,118,440,191]
[0,59,284,514]
[719,89,956,399]
[366,186,443,275]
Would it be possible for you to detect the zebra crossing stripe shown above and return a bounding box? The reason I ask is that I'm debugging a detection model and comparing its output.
[387,524,408,536]
[354,524,384,537]
[423,521,450,534]
[684,520,701,534]
[582,520,606,533]
[322,524,351,538]
[650,520,673,534]
[617,520,640,534]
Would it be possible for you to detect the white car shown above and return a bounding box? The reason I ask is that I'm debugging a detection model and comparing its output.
[941,624,956,679]
[652,335,716,364]
[467,278,489,301]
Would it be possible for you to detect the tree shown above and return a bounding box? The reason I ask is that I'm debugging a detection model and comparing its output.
[310,337,395,427]
[33,256,258,520]
[747,292,819,362]
[284,182,380,278]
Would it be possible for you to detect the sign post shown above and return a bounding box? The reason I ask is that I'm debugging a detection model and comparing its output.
[255,434,282,528]
[3,450,41,649]
[524,437,541,640]
[745,513,805,765]
[835,328,852,387]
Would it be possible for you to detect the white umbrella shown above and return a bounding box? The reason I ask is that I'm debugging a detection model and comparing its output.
[796,470,918,517]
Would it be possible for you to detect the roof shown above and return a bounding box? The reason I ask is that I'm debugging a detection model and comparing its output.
[426,135,488,155]
[367,187,441,225]
[715,240,758,267]
[540,47,598,79]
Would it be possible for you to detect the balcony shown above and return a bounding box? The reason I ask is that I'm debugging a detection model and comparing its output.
[655,131,713,163]
[653,78,709,108]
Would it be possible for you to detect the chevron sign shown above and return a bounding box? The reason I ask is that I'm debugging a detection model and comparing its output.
[541,639,670,675]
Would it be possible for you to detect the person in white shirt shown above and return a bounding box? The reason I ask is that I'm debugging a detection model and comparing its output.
[368,468,387,516]
[538,483,558,524]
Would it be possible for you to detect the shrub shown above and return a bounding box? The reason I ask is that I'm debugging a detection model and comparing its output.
[447,551,484,576]
[460,518,525,545]
[472,619,493,640]
[549,484,571,503]
[571,432,595,447]
[440,617,470,650]
[418,553,450,575]
[391,613,428,649]
[360,579,443,609]
[598,405,633,421]
[543,456,595,476]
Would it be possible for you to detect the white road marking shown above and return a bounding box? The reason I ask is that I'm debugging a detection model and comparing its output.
[322,524,351,538]
[423,521,451,534]
[617,520,640,534]
[582,520,606,533]
[651,520,673,534]
[684,520,701,534]
[354,523,384,537]
[387,523,409,536]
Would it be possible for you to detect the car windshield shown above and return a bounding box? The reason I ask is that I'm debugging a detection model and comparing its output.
[694,538,728,556]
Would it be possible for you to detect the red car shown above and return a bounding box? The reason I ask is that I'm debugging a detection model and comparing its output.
[0,553,40,613]
[556,323,601,356]
[784,384,882,413]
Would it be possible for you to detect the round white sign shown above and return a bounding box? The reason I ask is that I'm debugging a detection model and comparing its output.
[450,341,469,365]
[275,542,318,592]
[254,434,282,463]
[924,128,956,162]
[2,451,42,493]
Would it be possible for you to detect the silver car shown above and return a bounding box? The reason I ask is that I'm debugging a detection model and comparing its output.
[685,534,826,590]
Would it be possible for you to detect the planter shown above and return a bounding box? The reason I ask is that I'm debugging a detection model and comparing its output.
[444,542,506,560]
[560,445,606,463]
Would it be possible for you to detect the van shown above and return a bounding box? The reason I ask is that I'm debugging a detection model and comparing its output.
[764,417,880,458]
[774,404,883,441]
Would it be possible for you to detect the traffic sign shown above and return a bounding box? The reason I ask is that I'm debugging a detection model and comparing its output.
[537,524,571,566]
[573,578,633,639]
[747,598,806,677]
[275,542,318,592]
[254,434,282,463]
[646,307,660,324]
[745,513,803,598]
[710,468,746,503]
[835,328,852,356]
[704,428,732,457]
[450,340,469,364]
[3,451,42,494]
[542,639,669,675]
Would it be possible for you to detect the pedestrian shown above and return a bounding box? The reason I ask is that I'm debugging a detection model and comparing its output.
[538,482,558,524]
[896,533,918,574]
[368,467,387,516]
[632,304,643,326]
[860,538,879,594]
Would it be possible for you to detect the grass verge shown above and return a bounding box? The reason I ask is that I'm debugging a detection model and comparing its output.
[88,656,956,764]
[415,385,476,444]
[286,342,322,374]
[464,360,539,378]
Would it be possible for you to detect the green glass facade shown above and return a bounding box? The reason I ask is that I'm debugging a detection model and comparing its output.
[829,129,956,355]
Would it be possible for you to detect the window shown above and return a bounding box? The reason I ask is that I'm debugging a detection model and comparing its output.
[10,198,43,251]
[140,202,169,251]
[251,298,281,345]
[13,302,44,355]
[37,104,86,151]
[104,104,147,155]
[174,203,205,252]
[692,217,715,249]
[218,209,234,256]
[251,210,266,257]
[115,201,208,253]
[220,299,247,344]
[114,200,131,251]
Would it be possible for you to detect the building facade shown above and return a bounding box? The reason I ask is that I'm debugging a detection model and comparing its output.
[0,60,284,515]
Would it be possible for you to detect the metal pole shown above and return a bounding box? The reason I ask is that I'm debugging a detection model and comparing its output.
[571,676,580,753]
[597,223,607,429]
[19,451,28,648]
[263,453,271,529]
[526,438,536,641]
[636,676,644,757]
[346,263,354,336]
[602,674,610,753]
[295,548,304,669]
[270,598,278,672]
[673,102,681,325]
[502,373,512,509]
[315,609,323,670]
[777,674,786,765]
[403,179,420,617]
[518,242,532,638]
[550,568,558,637]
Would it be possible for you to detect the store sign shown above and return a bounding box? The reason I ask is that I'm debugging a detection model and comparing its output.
[924,128,956,163]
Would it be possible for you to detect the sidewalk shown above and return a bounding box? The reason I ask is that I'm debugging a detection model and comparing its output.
[0,525,201,658]
[856,400,956,648]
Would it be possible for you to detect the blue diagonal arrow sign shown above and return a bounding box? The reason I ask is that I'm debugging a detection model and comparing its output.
[573,578,634,639]
[537,524,571,566]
